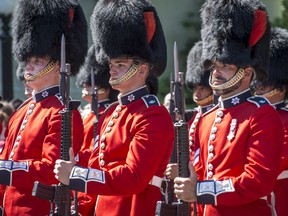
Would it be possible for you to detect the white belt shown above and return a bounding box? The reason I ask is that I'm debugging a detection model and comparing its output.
[277,170,288,180]
[149,176,162,188]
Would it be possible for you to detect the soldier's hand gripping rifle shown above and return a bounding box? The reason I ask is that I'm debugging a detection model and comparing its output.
[156,42,192,216]
[32,35,80,216]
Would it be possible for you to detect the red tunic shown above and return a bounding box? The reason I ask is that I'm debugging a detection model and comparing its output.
[77,100,110,216]
[194,90,283,216]
[272,102,288,216]
[0,86,83,216]
[69,86,174,216]
[77,100,110,167]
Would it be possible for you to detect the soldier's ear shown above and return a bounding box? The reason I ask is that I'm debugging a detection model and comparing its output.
[139,64,148,75]
[244,67,253,78]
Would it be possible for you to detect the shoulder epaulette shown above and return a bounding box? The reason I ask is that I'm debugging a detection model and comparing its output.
[141,95,160,108]
[55,93,64,106]
[247,96,270,108]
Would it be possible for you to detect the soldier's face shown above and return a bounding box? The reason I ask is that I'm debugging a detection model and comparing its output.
[193,85,212,103]
[25,57,50,78]
[254,85,273,96]
[210,62,238,86]
[210,61,242,96]
[109,58,134,80]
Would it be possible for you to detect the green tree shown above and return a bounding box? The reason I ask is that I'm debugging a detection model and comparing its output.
[273,0,288,28]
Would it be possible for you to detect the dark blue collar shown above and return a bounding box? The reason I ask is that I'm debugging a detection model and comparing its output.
[118,86,149,105]
[272,101,285,110]
[32,86,60,102]
[219,89,252,109]
[99,99,110,109]
[199,104,215,114]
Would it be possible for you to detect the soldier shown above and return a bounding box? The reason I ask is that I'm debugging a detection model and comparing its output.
[76,45,118,165]
[0,0,87,215]
[165,41,215,213]
[174,0,284,216]
[54,0,174,215]
[166,41,215,181]
[75,45,119,216]
[252,27,288,216]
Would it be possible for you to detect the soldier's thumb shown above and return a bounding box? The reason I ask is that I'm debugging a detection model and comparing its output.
[189,161,198,181]
[69,147,76,164]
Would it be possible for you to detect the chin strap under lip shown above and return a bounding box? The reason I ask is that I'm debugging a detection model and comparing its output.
[209,68,245,91]
[109,61,140,86]
[195,94,214,106]
[255,88,281,98]
[24,60,57,82]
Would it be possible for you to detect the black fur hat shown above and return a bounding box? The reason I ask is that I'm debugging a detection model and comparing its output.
[265,27,288,87]
[76,45,111,89]
[185,41,211,90]
[146,74,158,95]
[76,45,119,101]
[12,0,88,76]
[90,0,167,77]
[201,0,271,81]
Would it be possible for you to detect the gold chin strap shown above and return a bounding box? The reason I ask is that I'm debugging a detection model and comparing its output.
[109,61,139,86]
[209,68,245,91]
[195,94,213,106]
[24,60,57,81]
[82,88,106,96]
[257,88,281,98]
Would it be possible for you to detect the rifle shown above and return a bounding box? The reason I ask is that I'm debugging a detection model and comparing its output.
[32,35,80,216]
[90,68,99,139]
[156,42,192,216]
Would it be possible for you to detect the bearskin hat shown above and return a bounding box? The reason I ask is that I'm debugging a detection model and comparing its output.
[76,45,119,101]
[12,0,88,76]
[185,41,211,90]
[76,45,111,89]
[90,0,167,77]
[146,74,158,95]
[201,0,271,81]
[265,27,288,87]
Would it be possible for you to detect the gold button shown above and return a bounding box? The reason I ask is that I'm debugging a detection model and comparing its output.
[100,135,106,142]
[208,171,213,178]
[100,142,106,149]
[113,112,119,118]
[108,121,114,127]
[208,153,214,160]
[99,159,105,166]
[208,145,214,152]
[210,134,216,141]
[116,106,122,112]
[217,110,224,117]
